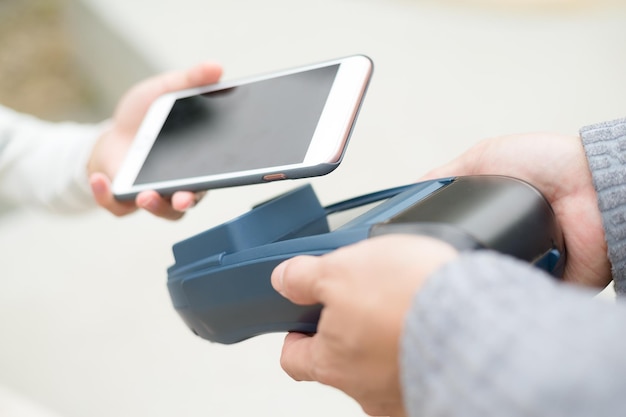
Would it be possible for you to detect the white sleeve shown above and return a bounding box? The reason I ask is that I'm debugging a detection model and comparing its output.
[0,105,106,213]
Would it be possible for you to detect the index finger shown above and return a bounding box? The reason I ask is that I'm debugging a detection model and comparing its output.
[279,332,317,382]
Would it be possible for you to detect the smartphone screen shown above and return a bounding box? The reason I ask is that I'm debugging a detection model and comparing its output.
[112,55,373,199]
[134,64,339,185]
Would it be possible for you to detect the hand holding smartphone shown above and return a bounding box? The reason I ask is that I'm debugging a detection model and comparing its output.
[112,55,373,200]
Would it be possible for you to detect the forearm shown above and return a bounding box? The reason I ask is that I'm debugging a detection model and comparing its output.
[401,251,626,417]
[0,106,104,212]
[581,117,626,294]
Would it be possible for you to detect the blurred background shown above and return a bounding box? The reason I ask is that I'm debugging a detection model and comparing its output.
[0,0,95,121]
[0,0,625,416]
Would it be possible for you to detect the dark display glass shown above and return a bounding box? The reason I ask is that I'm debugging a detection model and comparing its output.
[134,64,339,185]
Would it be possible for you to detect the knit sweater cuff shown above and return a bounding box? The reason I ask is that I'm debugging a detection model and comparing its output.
[580,117,626,294]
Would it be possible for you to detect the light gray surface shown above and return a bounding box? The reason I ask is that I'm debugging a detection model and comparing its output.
[1,1,626,416]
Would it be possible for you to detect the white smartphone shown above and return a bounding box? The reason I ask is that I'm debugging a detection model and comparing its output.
[112,54,373,200]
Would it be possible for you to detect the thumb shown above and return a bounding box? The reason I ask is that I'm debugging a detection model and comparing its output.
[419,157,470,182]
[418,141,488,182]
[271,256,324,306]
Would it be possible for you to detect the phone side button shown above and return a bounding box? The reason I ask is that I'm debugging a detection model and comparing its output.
[263,173,287,182]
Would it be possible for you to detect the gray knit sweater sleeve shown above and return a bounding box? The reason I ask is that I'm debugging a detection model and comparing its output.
[400,117,626,417]
[581,118,626,293]
[401,252,626,417]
